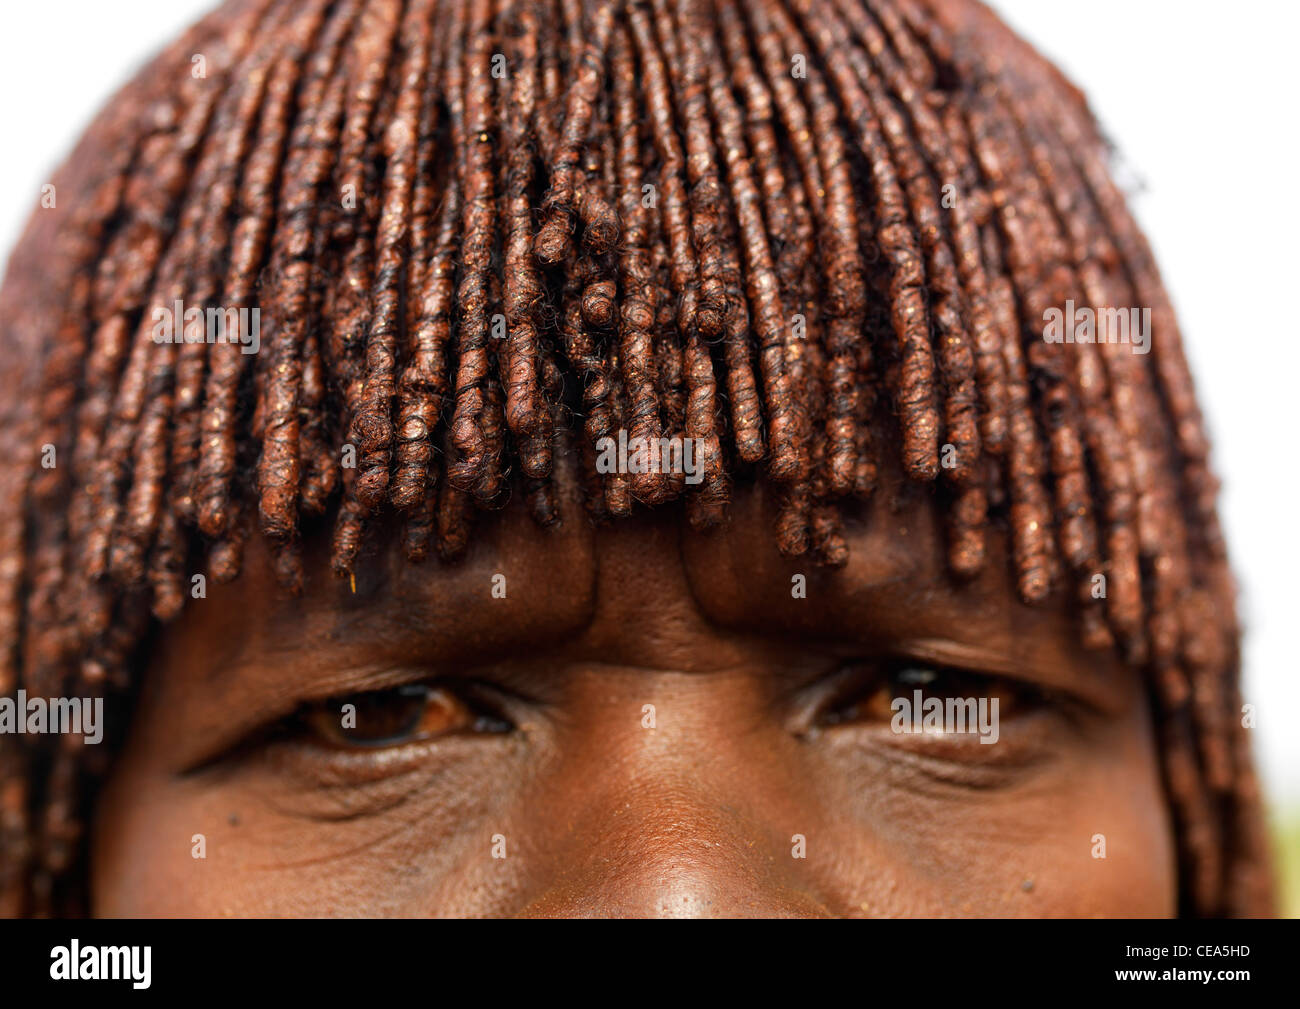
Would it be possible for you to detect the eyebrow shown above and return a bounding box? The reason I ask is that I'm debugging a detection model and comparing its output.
[887,637,1130,716]
[160,580,1131,779]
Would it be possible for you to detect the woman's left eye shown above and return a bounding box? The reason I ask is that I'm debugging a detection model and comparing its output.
[297,683,512,749]
[817,661,1045,731]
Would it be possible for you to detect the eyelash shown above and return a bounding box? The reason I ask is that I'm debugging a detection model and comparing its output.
[293,680,515,750]
[813,659,1057,731]
[277,662,1060,755]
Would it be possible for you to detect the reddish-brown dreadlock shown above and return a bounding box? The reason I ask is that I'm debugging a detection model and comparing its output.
[0,0,1273,916]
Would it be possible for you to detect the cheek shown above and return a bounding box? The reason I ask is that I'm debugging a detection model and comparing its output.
[802,705,1177,916]
[1026,701,1178,916]
[91,759,230,917]
[91,717,546,915]
[88,755,333,917]
[90,745,530,916]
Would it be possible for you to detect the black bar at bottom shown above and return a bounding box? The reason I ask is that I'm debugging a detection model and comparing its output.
[0,918,1290,997]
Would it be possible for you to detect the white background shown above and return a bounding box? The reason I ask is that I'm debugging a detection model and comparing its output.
[0,1,1296,804]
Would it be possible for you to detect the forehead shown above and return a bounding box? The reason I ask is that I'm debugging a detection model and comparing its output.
[163,471,1109,691]
[130,465,1140,776]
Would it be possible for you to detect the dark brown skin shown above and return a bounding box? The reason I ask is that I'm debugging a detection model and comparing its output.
[91,466,1174,917]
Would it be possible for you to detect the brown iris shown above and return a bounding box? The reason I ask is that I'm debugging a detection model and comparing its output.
[301,684,508,749]
[820,664,1033,728]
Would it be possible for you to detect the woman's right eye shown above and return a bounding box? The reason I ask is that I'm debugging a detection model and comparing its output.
[298,683,512,749]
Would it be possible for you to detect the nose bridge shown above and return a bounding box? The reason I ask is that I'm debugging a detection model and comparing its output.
[516,765,832,918]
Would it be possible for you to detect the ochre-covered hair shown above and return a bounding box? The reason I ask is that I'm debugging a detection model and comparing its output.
[0,0,1273,915]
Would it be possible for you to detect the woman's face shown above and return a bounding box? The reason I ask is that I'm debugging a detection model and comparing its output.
[90,464,1175,916]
